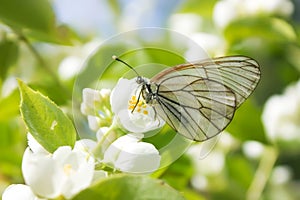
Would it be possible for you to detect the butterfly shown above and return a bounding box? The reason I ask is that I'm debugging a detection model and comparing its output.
[112,55,260,142]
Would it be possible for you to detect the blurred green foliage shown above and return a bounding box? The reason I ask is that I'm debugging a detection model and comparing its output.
[73,174,185,200]
[1,0,300,199]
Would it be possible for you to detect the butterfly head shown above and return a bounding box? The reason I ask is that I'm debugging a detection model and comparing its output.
[136,76,148,85]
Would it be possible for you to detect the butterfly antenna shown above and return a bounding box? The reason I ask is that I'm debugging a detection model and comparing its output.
[112,55,140,77]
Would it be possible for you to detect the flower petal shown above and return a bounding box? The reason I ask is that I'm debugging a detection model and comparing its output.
[27,133,49,154]
[22,148,62,198]
[2,184,44,200]
[110,78,164,133]
[22,145,95,199]
[103,134,161,173]
[110,78,137,114]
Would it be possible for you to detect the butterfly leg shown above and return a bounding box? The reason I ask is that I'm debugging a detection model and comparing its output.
[131,85,143,113]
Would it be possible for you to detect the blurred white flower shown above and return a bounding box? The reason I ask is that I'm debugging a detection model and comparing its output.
[58,39,101,80]
[22,145,95,199]
[103,133,161,173]
[110,78,164,133]
[188,145,225,176]
[213,0,294,29]
[270,165,292,185]
[213,0,243,29]
[1,76,18,97]
[244,0,294,17]
[262,80,300,150]
[2,184,45,200]
[242,140,264,159]
[169,14,203,35]
[185,33,226,59]
[186,132,236,191]
[187,147,225,190]
[169,13,225,58]
[58,56,83,80]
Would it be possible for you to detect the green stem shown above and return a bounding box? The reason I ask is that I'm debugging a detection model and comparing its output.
[246,146,278,200]
[92,122,119,159]
[16,31,71,97]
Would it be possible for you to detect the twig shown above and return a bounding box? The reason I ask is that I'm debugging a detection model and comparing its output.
[246,146,278,200]
[16,31,71,97]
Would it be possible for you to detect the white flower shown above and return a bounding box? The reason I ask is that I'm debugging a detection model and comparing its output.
[27,133,48,155]
[244,0,294,17]
[58,40,101,80]
[213,0,294,29]
[169,14,203,35]
[87,115,101,131]
[270,165,292,185]
[187,145,225,191]
[2,184,45,200]
[81,88,112,130]
[58,56,83,80]
[262,80,300,150]
[81,88,111,115]
[103,134,161,173]
[22,145,95,199]
[187,143,225,176]
[213,0,243,29]
[74,139,97,155]
[186,133,236,191]
[185,33,225,59]
[1,76,18,97]
[110,78,164,133]
[242,141,264,159]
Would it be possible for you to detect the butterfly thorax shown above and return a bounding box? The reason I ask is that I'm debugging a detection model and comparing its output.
[136,76,158,104]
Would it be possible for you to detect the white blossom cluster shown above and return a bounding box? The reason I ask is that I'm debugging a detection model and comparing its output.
[3,77,164,199]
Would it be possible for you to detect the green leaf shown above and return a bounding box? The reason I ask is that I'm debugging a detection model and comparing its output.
[179,0,218,18]
[18,80,76,153]
[0,0,75,44]
[227,99,267,143]
[224,17,297,45]
[0,37,19,79]
[161,155,194,190]
[26,24,76,45]
[72,174,185,200]
[0,0,55,33]
[225,154,255,197]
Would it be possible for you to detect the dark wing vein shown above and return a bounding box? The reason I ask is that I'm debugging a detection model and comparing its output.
[149,55,260,141]
[155,96,196,140]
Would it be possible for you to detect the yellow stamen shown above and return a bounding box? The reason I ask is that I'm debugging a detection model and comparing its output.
[128,94,149,115]
[64,164,73,176]
[143,110,148,115]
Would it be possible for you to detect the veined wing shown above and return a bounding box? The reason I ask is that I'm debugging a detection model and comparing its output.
[150,56,260,141]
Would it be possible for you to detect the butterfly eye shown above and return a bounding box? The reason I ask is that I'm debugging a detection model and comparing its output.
[136,76,144,84]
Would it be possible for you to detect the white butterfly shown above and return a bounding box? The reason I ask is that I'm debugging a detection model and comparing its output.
[113,55,261,141]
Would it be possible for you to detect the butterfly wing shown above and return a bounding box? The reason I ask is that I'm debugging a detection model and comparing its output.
[150,56,260,141]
